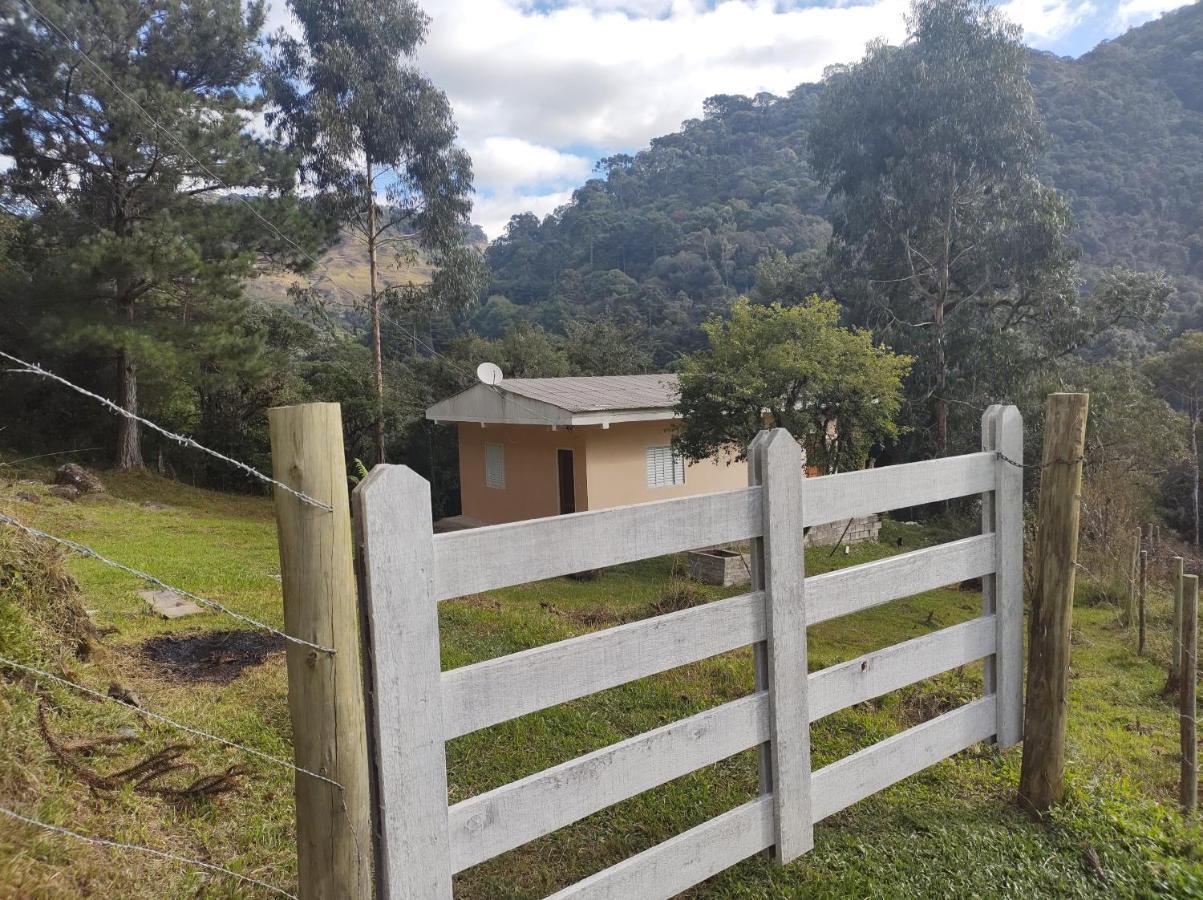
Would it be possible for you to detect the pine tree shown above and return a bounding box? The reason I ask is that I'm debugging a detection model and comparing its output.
[0,0,308,467]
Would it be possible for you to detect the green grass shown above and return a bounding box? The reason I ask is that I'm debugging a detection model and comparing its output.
[2,466,1202,897]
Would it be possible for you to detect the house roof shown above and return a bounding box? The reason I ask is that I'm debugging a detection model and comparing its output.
[425,374,681,426]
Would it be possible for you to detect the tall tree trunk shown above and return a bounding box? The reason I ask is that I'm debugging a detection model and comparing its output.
[366,153,386,465]
[934,295,948,454]
[116,348,143,469]
[1192,408,1199,548]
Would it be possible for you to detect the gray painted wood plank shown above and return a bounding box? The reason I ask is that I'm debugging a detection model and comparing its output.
[811,696,998,822]
[808,533,996,625]
[980,405,1003,697]
[432,487,763,600]
[448,694,769,872]
[446,616,997,875]
[433,451,996,601]
[994,406,1025,748]
[545,796,775,900]
[541,696,996,899]
[442,536,996,739]
[803,452,996,528]
[353,465,452,898]
[808,616,996,721]
[757,429,813,860]
[442,590,765,739]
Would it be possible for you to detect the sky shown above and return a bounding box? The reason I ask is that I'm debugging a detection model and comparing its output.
[361,0,1193,239]
[4,0,1191,239]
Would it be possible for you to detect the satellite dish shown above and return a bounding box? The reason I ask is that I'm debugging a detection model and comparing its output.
[477,361,504,386]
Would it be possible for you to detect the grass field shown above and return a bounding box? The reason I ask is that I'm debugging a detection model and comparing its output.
[2,464,1202,898]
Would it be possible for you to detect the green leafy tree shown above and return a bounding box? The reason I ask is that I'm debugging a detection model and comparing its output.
[266,0,480,463]
[564,318,653,376]
[1144,332,1203,545]
[0,0,309,468]
[810,0,1080,454]
[675,297,912,473]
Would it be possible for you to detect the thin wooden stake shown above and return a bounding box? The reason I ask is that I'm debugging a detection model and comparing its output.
[1170,557,1185,693]
[1019,393,1088,815]
[1181,573,1198,815]
[1126,530,1140,628]
[1139,549,1148,656]
[269,402,375,900]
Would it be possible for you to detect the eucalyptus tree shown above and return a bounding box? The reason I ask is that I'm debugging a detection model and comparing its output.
[1145,332,1203,546]
[266,0,479,463]
[0,0,305,468]
[810,0,1079,453]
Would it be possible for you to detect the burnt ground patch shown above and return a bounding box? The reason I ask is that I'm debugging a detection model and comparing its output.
[139,630,285,683]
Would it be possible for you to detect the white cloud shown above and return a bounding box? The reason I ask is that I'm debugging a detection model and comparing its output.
[998,0,1096,41]
[472,187,577,241]
[419,0,916,236]
[1110,0,1194,29]
[468,137,593,190]
[0,155,12,173]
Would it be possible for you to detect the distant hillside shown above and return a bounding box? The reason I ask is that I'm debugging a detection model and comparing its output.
[482,2,1203,356]
[246,224,488,308]
[246,233,434,308]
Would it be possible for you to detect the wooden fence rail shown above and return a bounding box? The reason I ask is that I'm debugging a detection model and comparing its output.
[353,412,1024,899]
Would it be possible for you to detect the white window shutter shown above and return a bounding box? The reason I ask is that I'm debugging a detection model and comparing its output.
[645,446,685,488]
[485,443,505,489]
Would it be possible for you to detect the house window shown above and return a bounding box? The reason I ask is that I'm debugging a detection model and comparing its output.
[485,443,506,489]
[645,445,685,488]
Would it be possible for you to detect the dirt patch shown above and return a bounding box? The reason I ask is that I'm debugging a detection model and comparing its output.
[140,630,284,684]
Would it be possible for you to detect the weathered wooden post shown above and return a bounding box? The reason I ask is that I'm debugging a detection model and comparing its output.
[269,402,374,899]
[747,429,813,861]
[1126,529,1140,628]
[1181,573,1198,815]
[1139,549,1148,655]
[1018,392,1088,814]
[982,405,1024,747]
[1169,557,1185,693]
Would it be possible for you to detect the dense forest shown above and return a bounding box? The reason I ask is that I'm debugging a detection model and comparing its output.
[480,2,1203,358]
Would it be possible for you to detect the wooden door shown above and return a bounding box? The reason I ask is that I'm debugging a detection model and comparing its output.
[557,449,576,515]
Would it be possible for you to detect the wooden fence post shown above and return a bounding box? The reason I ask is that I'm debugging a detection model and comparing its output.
[1181,573,1198,815]
[1126,529,1140,627]
[269,402,374,900]
[353,465,452,897]
[1169,557,1185,693]
[1018,392,1088,814]
[982,405,1024,747]
[1139,549,1149,656]
[751,429,813,861]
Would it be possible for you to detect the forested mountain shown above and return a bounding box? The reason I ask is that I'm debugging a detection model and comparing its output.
[481,2,1203,360]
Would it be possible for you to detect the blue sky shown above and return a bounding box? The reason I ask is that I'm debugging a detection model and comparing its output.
[285,0,1200,238]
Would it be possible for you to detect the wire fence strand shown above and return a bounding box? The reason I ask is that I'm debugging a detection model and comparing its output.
[0,654,341,789]
[0,512,335,655]
[0,805,297,898]
[0,351,331,512]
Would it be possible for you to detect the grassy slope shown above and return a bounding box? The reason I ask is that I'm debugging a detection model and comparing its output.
[245,234,432,308]
[1,466,1201,898]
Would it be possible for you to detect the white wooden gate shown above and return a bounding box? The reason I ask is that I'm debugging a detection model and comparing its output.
[353,406,1023,899]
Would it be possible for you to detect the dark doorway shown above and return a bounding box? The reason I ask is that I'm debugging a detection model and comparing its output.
[557,449,576,515]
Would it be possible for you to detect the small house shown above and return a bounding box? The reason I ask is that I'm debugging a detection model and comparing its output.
[426,374,747,526]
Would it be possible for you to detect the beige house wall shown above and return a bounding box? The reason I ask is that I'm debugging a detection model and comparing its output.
[457,423,589,524]
[456,419,747,525]
[583,420,746,508]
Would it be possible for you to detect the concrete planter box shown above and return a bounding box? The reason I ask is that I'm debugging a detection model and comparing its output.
[805,514,881,548]
[687,547,751,587]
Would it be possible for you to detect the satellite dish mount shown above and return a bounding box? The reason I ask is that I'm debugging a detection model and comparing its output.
[476,362,504,386]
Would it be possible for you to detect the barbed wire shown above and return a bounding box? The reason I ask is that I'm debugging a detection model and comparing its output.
[996,451,1087,471]
[0,351,331,512]
[0,512,335,655]
[0,805,297,898]
[0,654,342,789]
